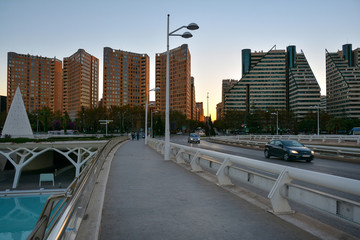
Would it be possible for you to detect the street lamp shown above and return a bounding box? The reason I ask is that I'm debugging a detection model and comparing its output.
[311,105,320,135]
[165,14,199,160]
[151,110,158,138]
[145,87,160,144]
[271,111,278,135]
[36,113,39,133]
[99,120,113,136]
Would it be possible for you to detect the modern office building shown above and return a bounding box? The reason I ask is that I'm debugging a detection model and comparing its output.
[326,44,360,119]
[225,45,320,119]
[7,52,62,112]
[63,49,99,119]
[102,47,150,108]
[155,44,194,119]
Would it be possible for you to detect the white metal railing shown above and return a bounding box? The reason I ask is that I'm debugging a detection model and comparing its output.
[209,136,360,160]
[223,134,360,144]
[27,136,128,240]
[148,138,360,225]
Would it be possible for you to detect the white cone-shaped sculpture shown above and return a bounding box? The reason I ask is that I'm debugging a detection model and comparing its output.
[2,87,34,138]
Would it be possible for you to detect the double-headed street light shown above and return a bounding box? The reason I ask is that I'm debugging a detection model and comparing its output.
[145,87,160,144]
[165,14,199,160]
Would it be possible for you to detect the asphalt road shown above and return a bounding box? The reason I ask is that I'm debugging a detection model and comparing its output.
[167,135,360,238]
[169,135,360,181]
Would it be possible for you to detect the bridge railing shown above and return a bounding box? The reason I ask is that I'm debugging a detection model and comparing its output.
[27,136,128,240]
[148,138,360,226]
[223,134,360,144]
[209,136,360,160]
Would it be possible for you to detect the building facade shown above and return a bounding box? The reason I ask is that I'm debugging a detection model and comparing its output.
[216,102,222,121]
[155,44,193,119]
[326,44,360,119]
[7,52,62,112]
[225,46,320,119]
[196,102,205,122]
[219,79,238,119]
[102,47,150,108]
[63,49,99,119]
[287,46,321,119]
[190,77,198,120]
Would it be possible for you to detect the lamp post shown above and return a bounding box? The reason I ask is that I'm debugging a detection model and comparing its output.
[271,111,278,135]
[99,120,113,136]
[145,87,160,144]
[165,14,199,160]
[151,110,158,138]
[36,113,39,133]
[311,105,320,135]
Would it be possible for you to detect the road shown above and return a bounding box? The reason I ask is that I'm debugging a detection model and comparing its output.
[160,135,360,238]
[169,135,360,181]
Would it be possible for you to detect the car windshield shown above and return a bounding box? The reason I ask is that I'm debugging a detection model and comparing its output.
[282,140,304,147]
[190,134,199,137]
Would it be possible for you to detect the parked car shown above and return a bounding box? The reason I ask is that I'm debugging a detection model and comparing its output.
[264,140,314,162]
[188,133,200,143]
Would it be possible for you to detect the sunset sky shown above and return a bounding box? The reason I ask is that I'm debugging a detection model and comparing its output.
[1,0,359,119]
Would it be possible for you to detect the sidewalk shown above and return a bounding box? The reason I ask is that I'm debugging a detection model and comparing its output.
[100,140,319,240]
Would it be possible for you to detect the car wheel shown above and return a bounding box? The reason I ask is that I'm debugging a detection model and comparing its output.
[264,149,270,158]
[306,159,312,163]
[283,153,290,161]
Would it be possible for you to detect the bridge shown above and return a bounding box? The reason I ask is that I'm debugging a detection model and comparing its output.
[0,141,107,189]
[25,136,360,240]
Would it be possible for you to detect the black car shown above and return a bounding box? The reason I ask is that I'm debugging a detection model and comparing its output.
[264,140,314,162]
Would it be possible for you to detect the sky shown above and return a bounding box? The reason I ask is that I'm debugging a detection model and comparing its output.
[0,0,359,119]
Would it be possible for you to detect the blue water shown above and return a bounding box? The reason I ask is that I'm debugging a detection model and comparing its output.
[0,195,49,240]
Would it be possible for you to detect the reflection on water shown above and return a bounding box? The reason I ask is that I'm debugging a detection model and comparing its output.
[0,195,49,240]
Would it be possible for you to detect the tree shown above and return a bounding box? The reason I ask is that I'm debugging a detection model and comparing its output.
[61,111,71,133]
[223,110,246,132]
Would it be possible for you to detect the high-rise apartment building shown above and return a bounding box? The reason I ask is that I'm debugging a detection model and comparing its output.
[190,77,198,119]
[103,47,150,108]
[63,49,99,119]
[7,52,62,112]
[155,44,193,119]
[287,46,321,119]
[216,102,222,121]
[326,44,360,119]
[219,79,238,119]
[225,45,320,119]
[196,102,205,122]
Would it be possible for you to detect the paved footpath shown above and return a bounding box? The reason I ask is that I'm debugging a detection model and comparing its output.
[100,140,319,240]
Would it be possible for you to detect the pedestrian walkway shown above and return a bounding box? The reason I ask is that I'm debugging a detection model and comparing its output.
[100,140,319,240]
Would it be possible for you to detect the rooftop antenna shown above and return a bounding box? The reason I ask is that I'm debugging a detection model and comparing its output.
[207,92,209,117]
